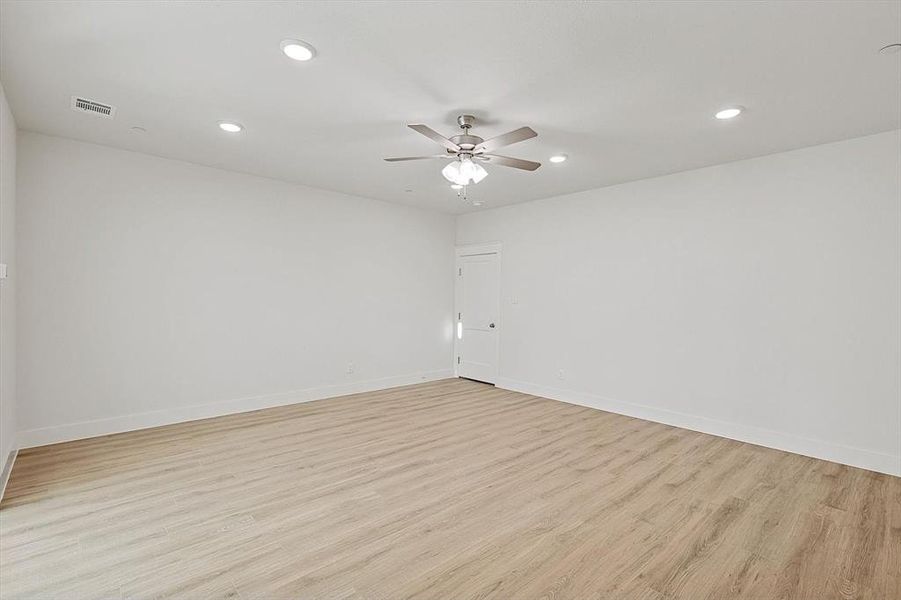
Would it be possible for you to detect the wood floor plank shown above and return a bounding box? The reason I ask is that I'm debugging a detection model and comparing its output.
[1,378,898,599]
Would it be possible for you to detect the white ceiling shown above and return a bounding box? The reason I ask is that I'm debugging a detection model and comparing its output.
[1,1,899,214]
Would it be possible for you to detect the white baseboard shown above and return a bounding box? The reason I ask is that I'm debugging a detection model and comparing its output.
[496,377,901,478]
[17,369,455,449]
[0,448,17,503]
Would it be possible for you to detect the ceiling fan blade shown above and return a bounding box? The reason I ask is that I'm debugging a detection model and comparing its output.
[474,126,537,153]
[477,154,541,171]
[384,155,453,162]
[408,124,461,152]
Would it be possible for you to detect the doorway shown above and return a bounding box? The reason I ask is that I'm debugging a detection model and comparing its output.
[454,244,501,384]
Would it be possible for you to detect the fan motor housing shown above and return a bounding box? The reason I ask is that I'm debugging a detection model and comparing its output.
[450,134,484,150]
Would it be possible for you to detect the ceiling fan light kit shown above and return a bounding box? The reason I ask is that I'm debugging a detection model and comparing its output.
[385,114,541,203]
[442,156,488,185]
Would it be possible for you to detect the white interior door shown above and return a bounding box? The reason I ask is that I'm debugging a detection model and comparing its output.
[456,251,500,384]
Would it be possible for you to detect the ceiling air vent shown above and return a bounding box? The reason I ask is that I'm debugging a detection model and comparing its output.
[70,96,116,119]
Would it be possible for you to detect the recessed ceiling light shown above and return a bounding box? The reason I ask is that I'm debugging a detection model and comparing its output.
[280,39,316,61]
[218,121,243,133]
[715,107,743,120]
[450,184,463,190]
[879,43,901,55]
[549,154,567,163]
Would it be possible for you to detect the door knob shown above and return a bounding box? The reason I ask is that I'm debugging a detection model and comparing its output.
[489,323,496,328]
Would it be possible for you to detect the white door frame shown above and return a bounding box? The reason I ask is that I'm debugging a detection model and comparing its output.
[454,242,502,381]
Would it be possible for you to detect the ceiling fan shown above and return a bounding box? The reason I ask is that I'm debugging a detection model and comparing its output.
[384,115,540,186]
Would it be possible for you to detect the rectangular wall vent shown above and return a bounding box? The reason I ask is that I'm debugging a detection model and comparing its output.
[70,96,116,119]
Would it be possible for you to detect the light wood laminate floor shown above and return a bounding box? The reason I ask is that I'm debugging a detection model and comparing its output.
[1,378,899,599]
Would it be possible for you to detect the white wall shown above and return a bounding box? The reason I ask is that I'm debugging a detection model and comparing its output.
[0,83,16,473]
[16,132,455,445]
[12,128,901,477]
[457,130,901,476]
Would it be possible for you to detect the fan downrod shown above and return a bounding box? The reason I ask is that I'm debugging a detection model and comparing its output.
[451,115,482,150]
